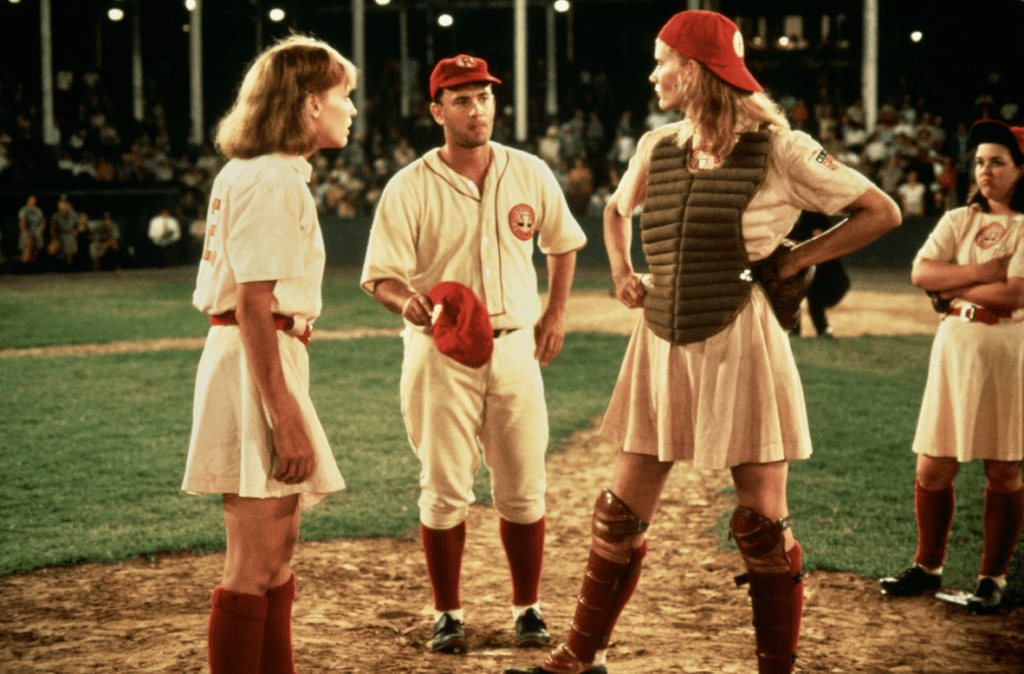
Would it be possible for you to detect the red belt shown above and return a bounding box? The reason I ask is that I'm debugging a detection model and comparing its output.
[210,311,312,346]
[947,305,1012,325]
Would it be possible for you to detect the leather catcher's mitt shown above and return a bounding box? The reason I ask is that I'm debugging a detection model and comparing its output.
[927,291,951,314]
[752,241,815,332]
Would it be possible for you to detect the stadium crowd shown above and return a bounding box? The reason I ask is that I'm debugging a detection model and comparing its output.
[0,56,1020,274]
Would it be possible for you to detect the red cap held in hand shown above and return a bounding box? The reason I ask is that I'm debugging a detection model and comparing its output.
[657,10,762,93]
[428,281,493,368]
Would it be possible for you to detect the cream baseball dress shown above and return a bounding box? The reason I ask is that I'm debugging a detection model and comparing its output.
[182,154,345,510]
[912,206,1024,462]
[601,121,874,470]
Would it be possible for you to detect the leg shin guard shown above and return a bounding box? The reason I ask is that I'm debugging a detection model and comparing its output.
[731,507,803,674]
[558,490,649,668]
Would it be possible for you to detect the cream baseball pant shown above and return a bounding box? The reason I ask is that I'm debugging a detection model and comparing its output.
[400,326,549,530]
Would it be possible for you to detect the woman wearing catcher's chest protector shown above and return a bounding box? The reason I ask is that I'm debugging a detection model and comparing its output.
[879,119,1024,614]
[505,10,900,674]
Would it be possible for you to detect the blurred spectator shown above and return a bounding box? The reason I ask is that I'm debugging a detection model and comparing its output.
[896,170,927,217]
[584,111,605,160]
[18,193,45,265]
[538,124,561,168]
[49,194,79,269]
[148,207,181,267]
[89,212,121,270]
[565,156,594,219]
[876,156,905,200]
[392,137,417,170]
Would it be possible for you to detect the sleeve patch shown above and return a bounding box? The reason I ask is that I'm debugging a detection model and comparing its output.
[815,149,840,171]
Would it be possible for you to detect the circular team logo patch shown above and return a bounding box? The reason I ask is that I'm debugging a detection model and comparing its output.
[733,30,745,58]
[509,204,536,241]
[975,222,1006,249]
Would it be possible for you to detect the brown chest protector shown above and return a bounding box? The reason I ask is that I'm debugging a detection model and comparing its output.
[639,128,770,345]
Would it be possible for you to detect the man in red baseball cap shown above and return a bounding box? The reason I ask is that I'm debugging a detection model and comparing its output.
[361,51,587,657]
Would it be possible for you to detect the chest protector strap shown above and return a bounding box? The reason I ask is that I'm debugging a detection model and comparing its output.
[639,128,770,345]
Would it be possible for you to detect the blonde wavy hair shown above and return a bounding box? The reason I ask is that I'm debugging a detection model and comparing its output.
[216,34,357,159]
[665,44,788,159]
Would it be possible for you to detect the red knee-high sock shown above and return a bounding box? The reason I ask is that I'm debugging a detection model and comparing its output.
[260,574,296,674]
[421,522,466,612]
[749,541,804,674]
[208,587,268,674]
[565,540,647,665]
[980,486,1024,578]
[499,516,546,606]
[913,480,956,569]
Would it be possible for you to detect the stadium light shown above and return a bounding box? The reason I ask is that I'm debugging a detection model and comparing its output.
[108,7,124,21]
[554,0,570,12]
[269,8,285,22]
[910,30,923,43]
[8,0,22,5]
[375,0,392,5]
[438,13,453,27]
[185,0,197,11]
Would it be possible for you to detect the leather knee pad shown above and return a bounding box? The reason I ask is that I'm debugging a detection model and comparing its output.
[591,488,649,565]
[730,505,792,574]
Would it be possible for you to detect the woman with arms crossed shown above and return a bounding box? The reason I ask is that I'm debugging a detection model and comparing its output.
[879,119,1024,614]
[507,10,900,674]
[181,35,356,673]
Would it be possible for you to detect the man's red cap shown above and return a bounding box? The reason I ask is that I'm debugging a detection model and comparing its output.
[429,54,501,101]
[428,281,493,368]
[657,10,762,93]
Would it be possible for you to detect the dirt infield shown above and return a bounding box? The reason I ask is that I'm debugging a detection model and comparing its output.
[3,289,1023,673]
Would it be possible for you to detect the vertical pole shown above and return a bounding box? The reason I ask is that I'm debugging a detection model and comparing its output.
[545,4,557,120]
[190,0,205,146]
[514,0,526,144]
[353,0,367,138]
[132,0,144,123]
[862,0,878,133]
[40,0,59,146]
[400,4,411,118]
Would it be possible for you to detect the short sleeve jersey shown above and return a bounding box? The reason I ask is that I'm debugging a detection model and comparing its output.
[360,142,587,328]
[18,206,44,230]
[192,154,325,324]
[613,121,875,261]
[916,206,1024,319]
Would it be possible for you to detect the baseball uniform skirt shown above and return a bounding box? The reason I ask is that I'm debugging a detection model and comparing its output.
[181,325,346,510]
[912,317,1024,462]
[600,286,813,470]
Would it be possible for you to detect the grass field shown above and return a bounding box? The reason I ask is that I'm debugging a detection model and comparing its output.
[1,264,1020,603]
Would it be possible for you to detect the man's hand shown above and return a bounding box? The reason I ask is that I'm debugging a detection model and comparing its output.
[534,309,565,366]
[401,293,435,327]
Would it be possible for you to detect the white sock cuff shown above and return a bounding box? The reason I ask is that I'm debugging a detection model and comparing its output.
[435,608,465,623]
[511,601,540,622]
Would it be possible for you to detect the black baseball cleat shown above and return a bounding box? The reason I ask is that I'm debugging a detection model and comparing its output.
[879,565,942,596]
[503,663,606,667]
[431,613,468,654]
[966,578,1004,615]
[515,607,552,648]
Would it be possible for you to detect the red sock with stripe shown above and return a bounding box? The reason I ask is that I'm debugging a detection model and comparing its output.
[980,486,1024,577]
[913,480,955,570]
[260,574,296,674]
[421,522,466,612]
[208,586,267,674]
[499,516,546,606]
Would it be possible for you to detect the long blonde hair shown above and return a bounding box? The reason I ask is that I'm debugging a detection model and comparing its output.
[668,46,788,159]
[216,34,357,159]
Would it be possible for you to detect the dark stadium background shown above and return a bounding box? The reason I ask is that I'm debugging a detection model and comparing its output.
[1,0,1021,144]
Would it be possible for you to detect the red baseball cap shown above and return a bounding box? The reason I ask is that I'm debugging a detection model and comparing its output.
[970,119,1024,164]
[657,10,762,93]
[428,281,494,368]
[429,54,502,101]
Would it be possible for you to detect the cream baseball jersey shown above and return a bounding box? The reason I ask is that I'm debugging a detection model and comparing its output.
[193,154,325,323]
[614,121,875,261]
[360,142,587,329]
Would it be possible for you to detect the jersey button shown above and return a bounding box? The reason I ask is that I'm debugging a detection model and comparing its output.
[482,236,489,244]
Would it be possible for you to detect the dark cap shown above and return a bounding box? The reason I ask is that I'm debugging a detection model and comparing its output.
[429,54,501,101]
[657,10,762,93]
[970,119,1024,164]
